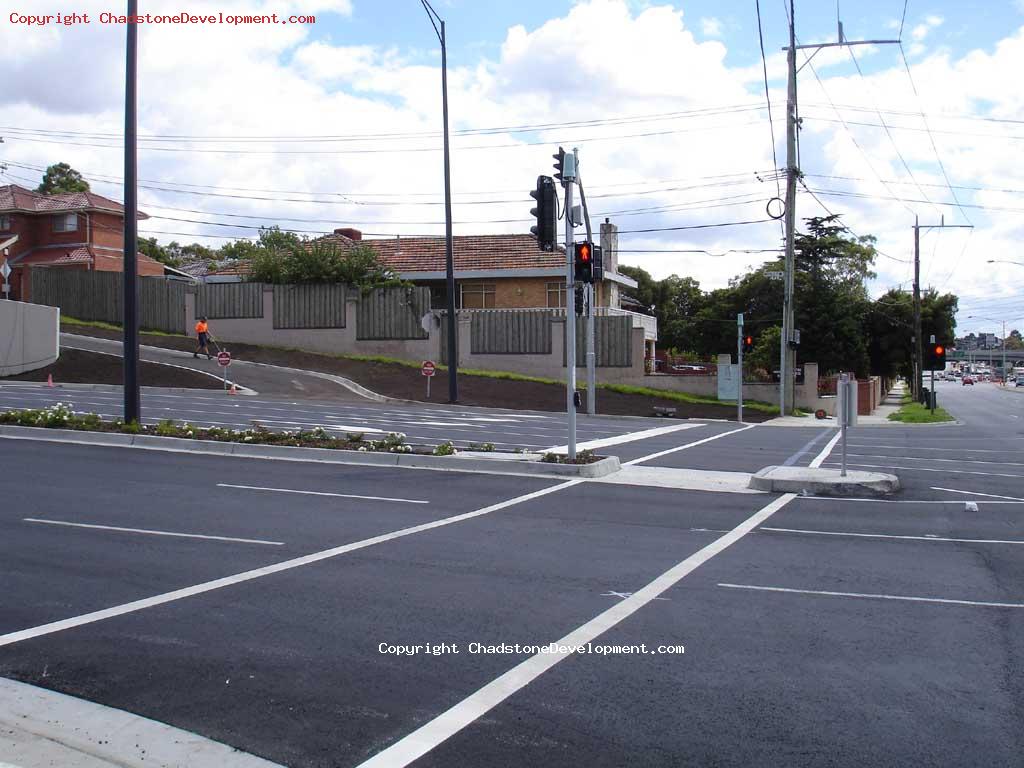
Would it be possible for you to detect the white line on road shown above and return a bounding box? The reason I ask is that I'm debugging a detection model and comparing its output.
[794,496,1024,505]
[846,453,1024,467]
[718,583,1024,609]
[544,422,703,453]
[760,526,1024,545]
[217,483,429,504]
[623,424,757,466]
[352,428,842,768]
[824,462,1024,479]
[930,487,1024,502]
[0,480,582,649]
[23,518,283,546]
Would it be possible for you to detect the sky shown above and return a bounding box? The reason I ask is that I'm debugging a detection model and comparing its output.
[3,0,1024,336]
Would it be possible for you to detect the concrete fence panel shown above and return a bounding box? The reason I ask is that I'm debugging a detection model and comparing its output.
[273,284,347,329]
[0,300,60,376]
[470,310,554,355]
[196,283,264,319]
[357,287,430,341]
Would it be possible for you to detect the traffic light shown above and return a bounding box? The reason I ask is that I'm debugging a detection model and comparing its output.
[574,284,585,316]
[553,147,565,184]
[529,175,557,252]
[592,244,604,282]
[743,335,754,353]
[552,146,575,185]
[574,241,594,283]
[925,343,947,371]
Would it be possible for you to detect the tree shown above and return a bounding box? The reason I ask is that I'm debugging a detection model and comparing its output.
[748,325,781,378]
[246,228,403,289]
[1005,329,1023,351]
[137,237,177,267]
[37,163,90,195]
[866,288,957,380]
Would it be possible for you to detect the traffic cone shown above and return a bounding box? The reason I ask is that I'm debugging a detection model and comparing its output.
[47,373,55,388]
[228,382,238,395]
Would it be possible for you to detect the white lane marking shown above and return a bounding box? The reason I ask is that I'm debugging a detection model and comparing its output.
[795,496,1024,505]
[352,431,842,768]
[217,484,429,504]
[824,462,1024,479]
[623,424,757,466]
[718,583,1024,609]
[355,491,799,768]
[847,453,1024,467]
[544,422,703,453]
[23,518,283,546]
[808,429,843,469]
[0,480,582,649]
[930,487,1024,502]
[846,444,1015,454]
[760,526,1024,545]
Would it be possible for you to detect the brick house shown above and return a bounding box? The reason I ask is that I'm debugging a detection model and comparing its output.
[314,221,638,311]
[0,184,164,302]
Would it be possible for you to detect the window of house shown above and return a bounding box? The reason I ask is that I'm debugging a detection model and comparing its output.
[0,214,10,231]
[546,281,566,308]
[460,283,496,309]
[52,213,78,233]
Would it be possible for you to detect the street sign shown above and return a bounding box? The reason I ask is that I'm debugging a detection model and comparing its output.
[421,360,436,377]
[0,261,10,280]
[217,351,231,367]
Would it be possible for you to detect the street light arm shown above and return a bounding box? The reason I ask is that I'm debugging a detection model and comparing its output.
[420,0,443,42]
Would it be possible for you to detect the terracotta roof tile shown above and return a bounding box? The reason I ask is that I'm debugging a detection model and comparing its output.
[0,184,148,219]
[316,232,564,273]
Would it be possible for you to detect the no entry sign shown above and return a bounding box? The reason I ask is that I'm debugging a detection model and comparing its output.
[421,360,436,377]
[217,351,232,367]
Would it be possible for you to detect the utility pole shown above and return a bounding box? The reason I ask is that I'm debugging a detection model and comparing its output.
[782,5,900,414]
[913,217,973,398]
[123,0,140,425]
[737,313,744,424]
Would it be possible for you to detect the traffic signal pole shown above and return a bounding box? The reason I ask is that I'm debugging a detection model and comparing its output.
[737,313,744,424]
[564,178,577,461]
[574,149,597,416]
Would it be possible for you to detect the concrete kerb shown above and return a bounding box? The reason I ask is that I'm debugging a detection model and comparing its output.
[749,465,900,496]
[0,677,284,768]
[0,425,620,479]
[0,382,257,396]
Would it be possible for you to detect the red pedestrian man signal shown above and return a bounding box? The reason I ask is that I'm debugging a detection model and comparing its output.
[574,241,594,283]
[743,335,754,353]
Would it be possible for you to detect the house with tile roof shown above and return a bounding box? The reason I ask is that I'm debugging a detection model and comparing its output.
[314,224,638,312]
[0,184,165,302]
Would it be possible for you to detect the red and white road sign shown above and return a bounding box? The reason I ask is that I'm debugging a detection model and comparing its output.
[217,351,232,367]
[421,360,436,377]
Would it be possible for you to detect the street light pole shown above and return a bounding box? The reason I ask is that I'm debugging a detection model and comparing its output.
[123,0,140,424]
[420,0,458,403]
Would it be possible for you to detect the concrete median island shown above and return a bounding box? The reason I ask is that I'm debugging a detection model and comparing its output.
[749,465,900,496]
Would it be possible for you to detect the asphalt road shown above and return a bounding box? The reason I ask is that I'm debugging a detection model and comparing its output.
[1,381,1021,767]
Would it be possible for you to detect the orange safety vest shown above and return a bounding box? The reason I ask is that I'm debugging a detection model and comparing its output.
[195,321,208,335]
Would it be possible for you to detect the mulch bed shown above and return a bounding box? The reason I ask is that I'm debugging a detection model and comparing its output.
[60,324,770,421]
[3,348,221,389]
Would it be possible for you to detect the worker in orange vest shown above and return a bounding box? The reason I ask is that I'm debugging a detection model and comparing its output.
[194,316,212,359]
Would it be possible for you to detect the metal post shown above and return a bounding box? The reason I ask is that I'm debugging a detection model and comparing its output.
[1003,321,1007,386]
[575,152,597,416]
[781,3,798,417]
[565,181,577,461]
[913,218,922,401]
[930,368,935,413]
[439,20,458,404]
[123,0,140,425]
[840,373,848,477]
[737,313,744,424]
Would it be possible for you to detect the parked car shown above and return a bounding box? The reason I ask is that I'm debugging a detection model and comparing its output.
[962,376,975,386]
[1016,376,1024,387]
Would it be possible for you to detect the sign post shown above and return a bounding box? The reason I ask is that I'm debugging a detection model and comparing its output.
[422,360,436,399]
[736,313,744,424]
[837,373,858,477]
[217,350,231,390]
[929,333,936,414]
[1,259,10,299]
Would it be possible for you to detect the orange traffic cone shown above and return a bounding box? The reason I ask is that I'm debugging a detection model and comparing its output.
[228,382,238,395]
[47,373,55,388]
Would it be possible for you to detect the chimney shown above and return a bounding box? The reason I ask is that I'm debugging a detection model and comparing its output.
[600,218,618,274]
[334,227,363,241]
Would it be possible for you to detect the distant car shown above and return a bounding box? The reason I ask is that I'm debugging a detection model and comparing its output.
[1016,376,1024,387]
[962,376,975,386]
[671,364,708,373]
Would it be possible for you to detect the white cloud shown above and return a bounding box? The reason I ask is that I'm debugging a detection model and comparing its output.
[701,17,722,37]
[3,0,1023,330]
[912,15,943,41]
